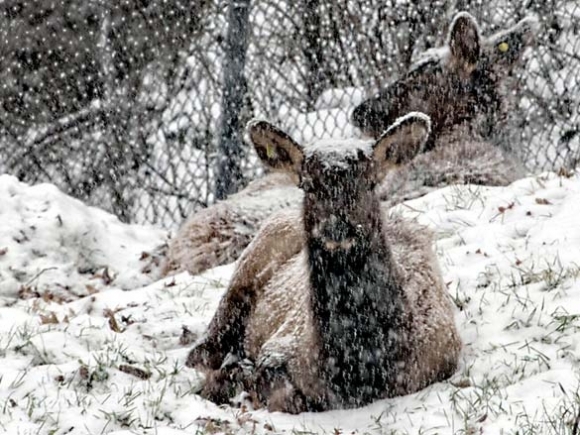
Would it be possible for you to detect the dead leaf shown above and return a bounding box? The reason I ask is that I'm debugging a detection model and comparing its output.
[451,378,472,388]
[79,365,89,379]
[535,197,551,205]
[118,364,151,380]
[101,267,113,285]
[164,278,177,288]
[41,290,68,304]
[557,167,574,178]
[86,284,99,295]
[180,326,196,346]
[39,312,59,324]
[104,309,123,333]
[236,413,258,425]
[120,314,135,326]
[140,250,162,274]
[194,417,230,434]
[18,285,40,300]
[498,202,515,214]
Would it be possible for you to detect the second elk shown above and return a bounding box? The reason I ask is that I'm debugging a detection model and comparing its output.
[187,113,461,413]
[352,12,538,205]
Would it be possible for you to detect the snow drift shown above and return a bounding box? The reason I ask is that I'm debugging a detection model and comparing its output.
[1,171,580,434]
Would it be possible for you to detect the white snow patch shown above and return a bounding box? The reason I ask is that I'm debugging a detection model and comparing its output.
[0,175,167,303]
[287,107,364,145]
[314,87,366,111]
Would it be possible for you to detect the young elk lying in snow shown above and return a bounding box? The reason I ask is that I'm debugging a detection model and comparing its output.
[352,12,538,206]
[186,113,461,413]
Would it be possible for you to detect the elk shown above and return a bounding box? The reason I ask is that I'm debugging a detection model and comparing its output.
[164,12,537,277]
[352,11,538,205]
[161,170,302,276]
[186,113,461,413]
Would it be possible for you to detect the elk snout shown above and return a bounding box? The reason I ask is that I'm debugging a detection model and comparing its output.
[311,214,361,250]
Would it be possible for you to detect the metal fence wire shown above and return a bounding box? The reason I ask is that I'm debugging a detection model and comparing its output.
[0,0,578,227]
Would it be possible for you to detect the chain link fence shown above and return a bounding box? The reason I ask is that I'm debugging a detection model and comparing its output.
[0,0,578,227]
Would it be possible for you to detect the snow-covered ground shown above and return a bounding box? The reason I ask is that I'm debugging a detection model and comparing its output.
[2,170,580,434]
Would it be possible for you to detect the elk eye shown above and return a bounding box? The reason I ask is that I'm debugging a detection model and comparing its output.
[299,177,314,192]
[498,41,509,53]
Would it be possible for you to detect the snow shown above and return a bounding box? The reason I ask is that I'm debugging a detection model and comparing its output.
[286,107,364,145]
[384,111,431,136]
[2,170,580,433]
[305,138,374,169]
[0,175,167,302]
[314,87,366,111]
[279,98,366,146]
[486,16,540,46]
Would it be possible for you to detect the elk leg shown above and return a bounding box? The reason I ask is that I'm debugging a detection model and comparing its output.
[186,286,254,369]
[200,358,254,405]
[252,364,309,414]
[187,209,304,370]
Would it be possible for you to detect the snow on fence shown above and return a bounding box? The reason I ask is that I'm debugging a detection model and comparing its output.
[0,0,578,227]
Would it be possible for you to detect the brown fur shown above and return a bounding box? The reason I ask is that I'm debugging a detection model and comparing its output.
[238,212,461,407]
[352,12,537,144]
[161,171,301,276]
[164,13,536,278]
[378,124,525,206]
[187,114,461,413]
[352,12,537,201]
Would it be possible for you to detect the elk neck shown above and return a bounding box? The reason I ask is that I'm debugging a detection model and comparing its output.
[305,195,409,407]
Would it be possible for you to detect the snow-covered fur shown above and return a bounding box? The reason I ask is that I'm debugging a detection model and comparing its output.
[352,12,537,202]
[379,124,524,206]
[187,114,461,413]
[161,171,301,276]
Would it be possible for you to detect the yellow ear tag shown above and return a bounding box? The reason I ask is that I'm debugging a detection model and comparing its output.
[266,144,275,159]
[498,41,509,53]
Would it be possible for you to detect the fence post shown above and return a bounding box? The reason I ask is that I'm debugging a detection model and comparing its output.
[215,0,252,200]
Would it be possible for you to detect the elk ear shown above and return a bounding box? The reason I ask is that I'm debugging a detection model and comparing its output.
[372,112,431,181]
[246,120,304,175]
[448,11,481,70]
[486,16,539,71]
